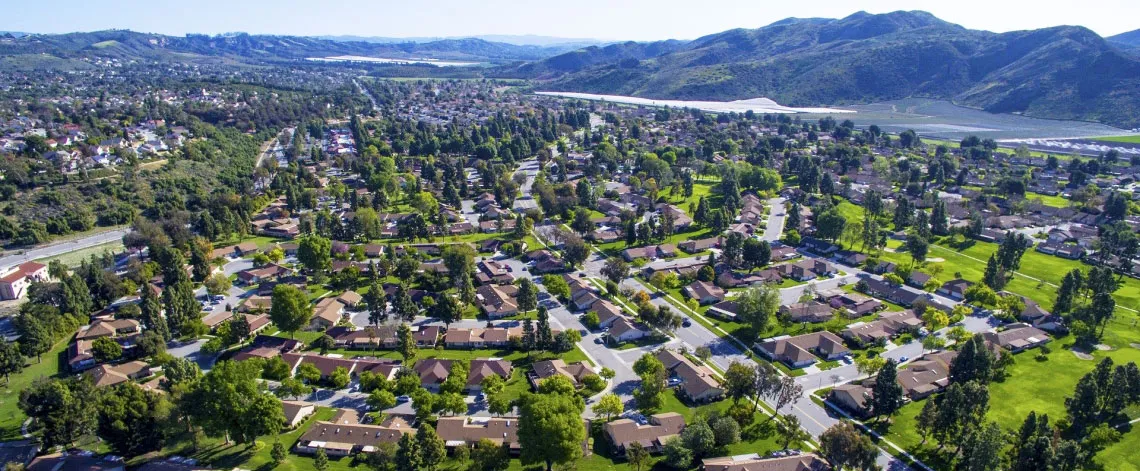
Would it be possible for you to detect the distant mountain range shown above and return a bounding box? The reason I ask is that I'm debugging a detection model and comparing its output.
[317,34,608,48]
[2,15,1140,128]
[513,11,1140,128]
[0,30,575,64]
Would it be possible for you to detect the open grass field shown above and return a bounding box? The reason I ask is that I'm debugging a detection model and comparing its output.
[37,240,123,267]
[1093,135,1140,144]
[0,337,70,440]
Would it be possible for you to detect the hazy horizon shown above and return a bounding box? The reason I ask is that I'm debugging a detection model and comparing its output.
[2,0,1137,42]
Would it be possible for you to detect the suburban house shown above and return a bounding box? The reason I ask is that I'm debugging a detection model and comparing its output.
[778,259,837,281]
[475,260,515,285]
[232,335,302,362]
[829,383,873,419]
[896,350,959,399]
[779,302,834,323]
[937,279,974,301]
[701,453,830,471]
[281,353,401,381]
[756,332,849,368]
[603,412,686,454]
[529,359,596,389]
[983,323,1051,352]
[683,281,725,305]
[281,400,317,429]
[326,325,398,349]
[858,278,926,307]
[679,237,720,254]
[0,261,49,300]
[841,310,924,345]
[607,317,651,344]
[310,298,346,330]
[590,299,626,329]
[413,325,441,347]
[414,358,512,391]
[86,361,152,388]
[436,417,521,454]
[295,410,413,456]
[826,292,883,317]
[707,300,739,321]
[477,284,520,319]
[655,350,724,403]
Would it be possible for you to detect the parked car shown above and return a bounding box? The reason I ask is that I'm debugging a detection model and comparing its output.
[396,395,411,403]
[681,318,692,327]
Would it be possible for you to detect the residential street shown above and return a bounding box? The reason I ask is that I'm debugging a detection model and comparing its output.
[0,228,129,269]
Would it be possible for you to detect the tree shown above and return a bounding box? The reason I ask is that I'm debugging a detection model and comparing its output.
[314,447,329,471]
[724,361,757,404]
[742,239,771,271]
[735,285,779,336]
[905,234,929,266]
[276,378,313,400]
[663,438,693,469]
[164,357,201,387]
[770,376,804,416]
[958,422,1006,471]
[915,399,938,445]
[517,393,586,471]
[393,284,417,322]
[269,285,312,339]
[626,441,649,471]
[593,393,623,422]
[364,280,389,326]
[92,337,123,363]
[471,438,510,471]
[775,414,810,450]
[429,294,462,327]
[395,432,421,471]
[680,420,715,456]
[542,275,571,300]
[855,356,887,377]
[601,257,629,284]
[204,273,231,297]
[137,330,167,358]
[96,383,170,456]
[0,340,23,383]
[20,377,97,448]
[517,278,538,314]
[140,284,171,342]
[401,321,419,362]
[870,360,905,419]
[271,440,288,466]
[416,423,446,471]
[814,207,847,243]
[561,233,591,267]
[298,235,332,272]
[819,421,878,471]
[949,335,995,385]
[185,360,284,445]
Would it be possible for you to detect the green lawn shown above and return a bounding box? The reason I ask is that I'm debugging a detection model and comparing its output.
[1024,191,1070,209]
[37,241,124,267]
[211,235,284,250]
[1093,135,1140,144]
[872,312,1140,470]
[0,337,70,439]
[659,182,718,218]
[1096,425,1140,471]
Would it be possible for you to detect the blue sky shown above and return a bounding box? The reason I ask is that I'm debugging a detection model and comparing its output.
[4,0,1137,40]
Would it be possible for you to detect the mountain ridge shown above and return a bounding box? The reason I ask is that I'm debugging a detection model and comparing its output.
[530,11,1140,128]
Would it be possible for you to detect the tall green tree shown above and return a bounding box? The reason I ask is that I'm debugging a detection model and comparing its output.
[517,393,586,471]
[140,284,171,342]
[870,360,905,419]
[416,423,447,471]
[268,285,312,339]
[397,323,417,361]
[517,278,538,314]
[0,339,24,384]
[298,235,332,272]
[96,383,171,456]
[19,377,97,448]
[185,360,284,445]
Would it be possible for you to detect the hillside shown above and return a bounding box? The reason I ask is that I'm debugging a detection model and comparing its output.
[0,30,569,65]
[534,11,1140,128]
[1109,28,1140,47]
[497,40,686,78]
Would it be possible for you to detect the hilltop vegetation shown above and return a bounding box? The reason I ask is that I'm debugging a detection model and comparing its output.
[534,11,1140,129]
